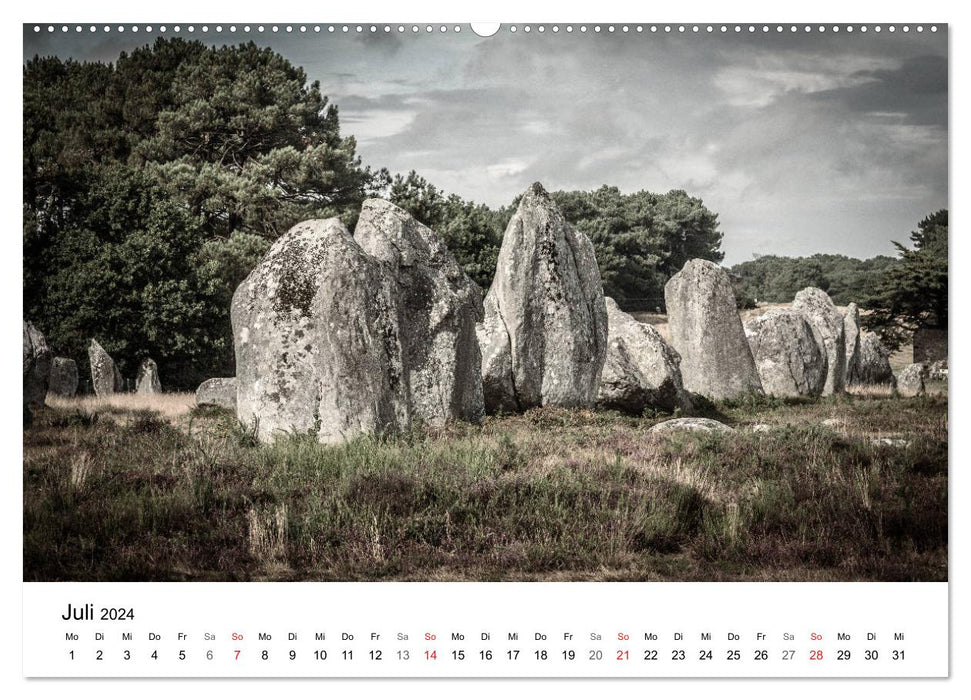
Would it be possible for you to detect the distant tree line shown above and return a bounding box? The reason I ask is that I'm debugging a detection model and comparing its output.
[730,209,948,352]
[729,253,899,307]
[24,38,727,390]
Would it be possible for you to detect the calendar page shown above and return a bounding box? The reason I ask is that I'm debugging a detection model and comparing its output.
[20,12,950,685]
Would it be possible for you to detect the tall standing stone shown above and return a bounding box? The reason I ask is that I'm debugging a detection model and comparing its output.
[354,198,484,426]
[23,321,52,409]
[853,331,897,387]
[136,358,162,394]
[743,310,828,398]
[843,303,862,385]
[232,218,407,443]
[664,259,763,400]
[88,339,123,397]
[477,182,607,412]
[792,287,846,395]
[597,297,691,413]
[49,357,79,397]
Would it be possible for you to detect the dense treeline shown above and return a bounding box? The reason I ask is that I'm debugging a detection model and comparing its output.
[25,39,386,389]
[553,186,724,310]
[729,210,948,353]
[729,253,899,307]
[388,172,724,310]
[24,38,726,389]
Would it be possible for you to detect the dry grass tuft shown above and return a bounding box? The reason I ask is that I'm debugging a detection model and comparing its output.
[847,383,896,397]
[69,453,93,490]
[46,392,195,422]
[247,504,289,564]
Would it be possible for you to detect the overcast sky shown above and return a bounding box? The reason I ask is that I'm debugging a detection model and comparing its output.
[24,25,948,264]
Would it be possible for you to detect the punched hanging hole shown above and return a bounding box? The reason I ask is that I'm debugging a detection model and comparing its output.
[470,23,501,37]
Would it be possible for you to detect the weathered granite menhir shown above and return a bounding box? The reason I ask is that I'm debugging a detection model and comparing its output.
[744,309,827,398]
[897,362,927,397]
[664,259,763,400]
[597,297,691,413]
[792,287,846,395]
[477,182,607,413]
[843,302,862,384]
[136,358,162,394]
[232,199,484,443]
[88,339,123,397]
[49,357,79,397]
[850,331,897,388]
[23,321,52,409]
[196,377,237,411]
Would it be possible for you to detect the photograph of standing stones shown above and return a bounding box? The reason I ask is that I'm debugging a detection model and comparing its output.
[22,25,947,582]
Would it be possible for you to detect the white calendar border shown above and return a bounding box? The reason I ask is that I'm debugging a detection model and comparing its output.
[5,0,964,696]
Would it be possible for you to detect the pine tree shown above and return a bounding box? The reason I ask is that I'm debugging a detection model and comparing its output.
[862,210,948,350]
[23,39,384,388]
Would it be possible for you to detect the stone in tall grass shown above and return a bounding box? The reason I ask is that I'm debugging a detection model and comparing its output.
[664,259,763,400]
[852,331,897,387]
[23,321,52,409]
[196,377,237,410]
[355,198,484,426]
[48,357,79,397]
[232,218,407,443]
[649,417,735,434]
[792,287,846,395]
[897,363,927,397]
[743,309,827,398]
[477,182,607,412]
[88,338,123,397]
[598,297,691,413]
[843,302,862,383]
[136,358,162,394]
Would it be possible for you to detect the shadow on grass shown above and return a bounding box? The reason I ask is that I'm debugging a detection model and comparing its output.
[23,392,948,583]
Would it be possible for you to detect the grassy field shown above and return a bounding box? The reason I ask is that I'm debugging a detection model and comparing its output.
[23,388,946,582]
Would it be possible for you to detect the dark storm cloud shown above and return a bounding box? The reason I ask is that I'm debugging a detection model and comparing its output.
[23,25,948,263]
[811,54,947,127]
[355,29,404,56]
